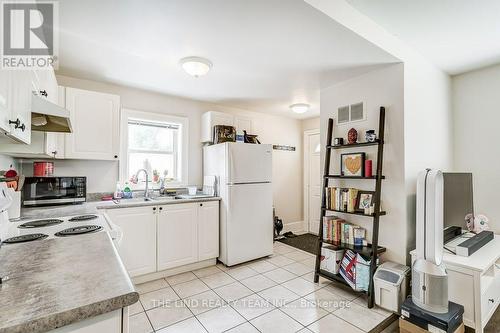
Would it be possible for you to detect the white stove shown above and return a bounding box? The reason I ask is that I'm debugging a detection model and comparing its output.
[0,213,122,246]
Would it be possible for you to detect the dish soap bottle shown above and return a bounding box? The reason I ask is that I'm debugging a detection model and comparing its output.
[123,182,132,199]
[114,182,123,199]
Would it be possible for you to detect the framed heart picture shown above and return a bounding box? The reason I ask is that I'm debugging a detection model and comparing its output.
[340,152,365,177]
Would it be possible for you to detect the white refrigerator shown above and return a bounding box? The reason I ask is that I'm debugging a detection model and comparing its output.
[204,142,273,266]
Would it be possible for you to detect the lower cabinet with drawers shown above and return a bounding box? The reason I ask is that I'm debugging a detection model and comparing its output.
[104,200,219,279]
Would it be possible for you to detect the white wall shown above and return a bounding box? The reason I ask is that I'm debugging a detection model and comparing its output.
[320,64,406,264]
[302,117,320,132]
[21,75,304,227]
[307,0,453,261]
[453,64,500,233]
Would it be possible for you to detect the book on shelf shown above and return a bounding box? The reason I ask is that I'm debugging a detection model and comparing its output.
[322,216,366,246]
[325,187,358,213]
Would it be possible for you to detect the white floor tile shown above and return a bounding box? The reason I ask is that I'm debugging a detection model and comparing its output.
[282,262,314,276]
[225,322,260,333]
[165,271,198,286]
[300,272,331,288]
[250,309,303,333]
[240,274,277,292]
[129,300,144,315]
[193,266,222,278]
[281,298,329,326]
[129,312,153,333]
[230,294,275,320]
[297,328,314,333]
[146,303,193,331]
[247,260,279,273]
[135,279,169,294]
[300,257,317,268]
[352,295,393,318]
[182,290,226,315]
[140,287,180,311]
[323,283,359,301]
[307,313,363,333]
[156,317,207,333]
[213,281,254,302]
[303,287,351,313]
[266,255,295,267]
[257,285,301,307]
[263,268,297,284]
[216,262,230,271]
[172,279,210,299]
[284,251,312,262]
[282,277,321,297]
[273,245,297,255]
[333,301,386,331]
[196,305,246,333]
[226,266,259,280]
[200,271,236,289]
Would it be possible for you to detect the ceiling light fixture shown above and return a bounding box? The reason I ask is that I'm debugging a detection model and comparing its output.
[180,56,212,77]
[290,103,310,114]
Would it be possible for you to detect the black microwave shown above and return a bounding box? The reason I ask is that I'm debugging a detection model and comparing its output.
[23,177,87,207]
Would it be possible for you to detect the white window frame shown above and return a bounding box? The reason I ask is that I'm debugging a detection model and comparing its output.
[120,108,189,189]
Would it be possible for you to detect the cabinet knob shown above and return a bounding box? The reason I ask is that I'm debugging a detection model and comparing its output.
[159,207,163,211]
[39,90,48,97]
[114,155,118,159]
[51,151,57,156]
[19,123,25,132]
[200,203,203,207]
[153,207,156,211]
[489,298,495,303]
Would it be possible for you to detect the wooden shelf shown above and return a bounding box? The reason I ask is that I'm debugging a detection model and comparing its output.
[324,175,385,180]
[322,208,387,217]
[318,270,367,293]
[321,240,386,257]
[327,140,381,149]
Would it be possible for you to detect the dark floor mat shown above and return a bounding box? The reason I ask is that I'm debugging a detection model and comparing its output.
[277,233,318,255]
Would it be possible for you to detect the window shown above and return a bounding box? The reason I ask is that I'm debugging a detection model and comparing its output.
[121,109,188,188]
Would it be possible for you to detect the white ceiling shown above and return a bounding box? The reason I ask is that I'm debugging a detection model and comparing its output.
[348,0,500,75]
[56,0,398,119]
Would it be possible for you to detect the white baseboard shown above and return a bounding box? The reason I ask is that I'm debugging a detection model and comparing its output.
[282,220,307,235]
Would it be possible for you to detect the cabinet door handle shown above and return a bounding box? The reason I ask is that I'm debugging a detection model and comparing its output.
[39,90,48,97]
[489,298,495,303]
[8,118,20,128]
[19,123,25,132]
[51,151,57,156]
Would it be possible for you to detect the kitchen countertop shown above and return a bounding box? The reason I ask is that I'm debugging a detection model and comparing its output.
[18,196,221,219]
[0,232,139,333]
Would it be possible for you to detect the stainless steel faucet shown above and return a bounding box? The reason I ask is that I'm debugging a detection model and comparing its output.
[134,169,150,200]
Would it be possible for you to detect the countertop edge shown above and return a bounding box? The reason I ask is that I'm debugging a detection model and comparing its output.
[96,196,221,210]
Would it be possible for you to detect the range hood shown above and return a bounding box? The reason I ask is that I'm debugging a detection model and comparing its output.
[31,94,73,133]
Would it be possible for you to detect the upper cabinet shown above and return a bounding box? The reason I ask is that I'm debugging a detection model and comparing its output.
[0,70,12,134]
[201,111,253,143]
[64,87,120,160]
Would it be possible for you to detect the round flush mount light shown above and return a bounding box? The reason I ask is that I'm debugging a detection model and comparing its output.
[290,103,310,114]
[180,56,213,77]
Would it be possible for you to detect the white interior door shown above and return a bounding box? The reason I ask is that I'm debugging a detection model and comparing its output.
[305,131,321,234]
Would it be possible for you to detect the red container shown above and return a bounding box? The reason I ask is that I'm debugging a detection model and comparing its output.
[365,160,373,178]
[33,161,54,177]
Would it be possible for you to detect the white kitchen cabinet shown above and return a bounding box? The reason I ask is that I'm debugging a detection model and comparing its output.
[64,87,120,160]
[198,201,220,261]
[0,70,12,134]
[7,71,32,144]
[106,206,157,277]
[201,111,254,143]
[233,115,253,135]
[157,203,198,270]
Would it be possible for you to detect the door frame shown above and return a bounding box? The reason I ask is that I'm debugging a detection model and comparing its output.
[303,128,320,234]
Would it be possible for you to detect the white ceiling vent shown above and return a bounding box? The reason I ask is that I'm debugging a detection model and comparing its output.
[337,102,365,124]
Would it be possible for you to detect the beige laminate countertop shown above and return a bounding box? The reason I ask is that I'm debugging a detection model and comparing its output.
[0,232,139,333]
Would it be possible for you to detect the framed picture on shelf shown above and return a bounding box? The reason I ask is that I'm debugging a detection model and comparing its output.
[340,152,365,177]
[356,190,375,212]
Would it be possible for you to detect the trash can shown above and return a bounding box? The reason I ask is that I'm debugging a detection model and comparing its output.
[373,262,410,313]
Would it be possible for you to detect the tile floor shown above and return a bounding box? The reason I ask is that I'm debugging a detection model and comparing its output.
[129,242,393,333]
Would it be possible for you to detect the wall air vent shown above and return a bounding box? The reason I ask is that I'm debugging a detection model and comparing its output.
[336,102,365,124]
[337,105,350,124]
